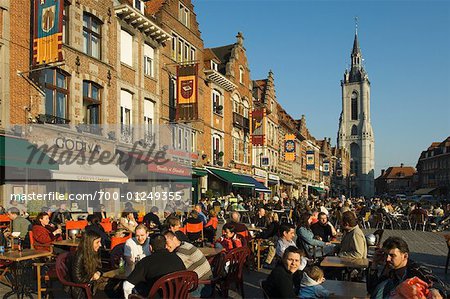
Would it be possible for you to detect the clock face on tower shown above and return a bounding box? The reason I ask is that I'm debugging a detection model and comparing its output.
[351,92,358,99]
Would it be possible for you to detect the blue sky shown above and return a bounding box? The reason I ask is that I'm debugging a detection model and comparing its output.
[193,0,450,177]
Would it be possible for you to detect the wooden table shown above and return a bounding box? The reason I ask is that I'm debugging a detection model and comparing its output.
[323,280,368,298]
[103,265,134,280]
[321,256,369,268]
[199,247,223,257]
[53,239,80,247]
[0,249,52,299]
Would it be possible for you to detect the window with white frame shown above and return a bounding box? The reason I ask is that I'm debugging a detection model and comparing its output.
[120,29,133,66]
[178,127,183,149]
[120,90,133,132]
[243,135,249,164]
[211,61,218,71]
[233,136,239,161]
[133,0,145,14]
[144,43,154,77]
[171,34,195,63]
[242,99,249,118]
[184,129,189,151]
[212,134,223,164]
[232,94,240,113]
[144,98,154,138]
[191,131,196,152]
[178,2,189,27]
[239,66,244,84]
[212,89,222,115]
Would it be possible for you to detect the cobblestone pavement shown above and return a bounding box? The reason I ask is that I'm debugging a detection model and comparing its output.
[1,229,449,298]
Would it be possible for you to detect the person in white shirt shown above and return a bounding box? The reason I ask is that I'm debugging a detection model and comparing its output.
[124,224,151,266]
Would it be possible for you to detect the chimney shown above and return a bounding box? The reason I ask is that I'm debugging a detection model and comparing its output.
[400,163,404,168]
[381,169,385,176]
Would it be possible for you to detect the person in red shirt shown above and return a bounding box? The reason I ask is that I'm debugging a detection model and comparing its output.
[32,212,62,251]
[214,223,245,252]
[204,210,218,243]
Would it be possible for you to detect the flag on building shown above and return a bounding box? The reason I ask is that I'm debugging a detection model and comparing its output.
[33,0,64,65]
[176,64,198,120]
[284,134,295,161]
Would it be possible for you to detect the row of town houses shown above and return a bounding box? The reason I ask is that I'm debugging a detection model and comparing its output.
[0,0,351,213]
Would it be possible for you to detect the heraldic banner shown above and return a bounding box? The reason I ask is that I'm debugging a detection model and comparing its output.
[306,150,315,170]
[176,64,198,121]
[284,134,296,161]
[33,0,64,65]
[251,108,265,146]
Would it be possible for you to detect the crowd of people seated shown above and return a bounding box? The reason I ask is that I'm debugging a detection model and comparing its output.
[0,194,449,299]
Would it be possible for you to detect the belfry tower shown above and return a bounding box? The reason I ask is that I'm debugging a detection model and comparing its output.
[337,20,375,198]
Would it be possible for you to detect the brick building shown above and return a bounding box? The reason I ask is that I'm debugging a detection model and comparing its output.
[416,136,450,199]
[375,164,417,196]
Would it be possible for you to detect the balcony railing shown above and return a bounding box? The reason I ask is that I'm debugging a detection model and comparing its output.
[121,124,134,144]
[37,114,70,125]
[233,112,250,132]
[76,124,103,135]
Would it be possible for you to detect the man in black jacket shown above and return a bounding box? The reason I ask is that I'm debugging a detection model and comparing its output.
[263,246,304,298]
[123,234,185,298]
[368,236,447,299]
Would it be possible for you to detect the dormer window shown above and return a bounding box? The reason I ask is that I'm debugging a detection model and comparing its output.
[134,0,144,14]
[211,61,218,71]
[179,2,189,28]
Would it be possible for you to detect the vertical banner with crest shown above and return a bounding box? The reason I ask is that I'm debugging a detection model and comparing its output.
[323,161,330,176]
[251,108,265,145]
[176,64,198,121]
[306,150,315,170]
[284,134,296,161]
[33,0,64,65]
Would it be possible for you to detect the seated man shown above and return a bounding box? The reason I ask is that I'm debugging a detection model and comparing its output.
[50,203,72,225]
[368,236,447,299]
[228,211,248,233]
[310,212,336,242]
[276,224,297,258]
[338,211,367,259]
[123,234,186,298]
[164,231,213,297]
[163,215,188,242]
[4,207,31,248]
[253,208,268,228]
[124,224,151,265]
[194,204,208,225]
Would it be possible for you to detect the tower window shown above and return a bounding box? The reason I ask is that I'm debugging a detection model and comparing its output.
[351,91,358,120]
[351,125,358,136]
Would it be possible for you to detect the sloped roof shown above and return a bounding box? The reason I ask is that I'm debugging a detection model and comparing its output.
[380,166,416,179]
[210,44,234,74]
[203,48,220,64]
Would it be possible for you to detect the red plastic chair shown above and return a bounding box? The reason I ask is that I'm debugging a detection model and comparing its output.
[0,214,11,229]
[186,222,204,245]
[65,220,88,237]
[179,226,187,234]
[101,218,110,223]
[222,246,251,298]
[100,222,112,233]
[110,233,131,250]
[56,252,93,299]
[129,270,198,299]
[199,251,226,297]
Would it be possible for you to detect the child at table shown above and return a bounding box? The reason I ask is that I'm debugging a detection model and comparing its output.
[299,266,331,298]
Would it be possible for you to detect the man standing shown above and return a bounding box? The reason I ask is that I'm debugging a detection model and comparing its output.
[311,212,336,242]
[338,211,367,259]
[368,236,446,299]
[123,234,185,298]
[124,224,151,265]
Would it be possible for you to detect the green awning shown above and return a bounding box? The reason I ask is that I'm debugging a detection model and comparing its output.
[413,188,436,195]
[193,168,208,177]
[0,135,59,170]
[311,186,326,193]
[206,167,254,188]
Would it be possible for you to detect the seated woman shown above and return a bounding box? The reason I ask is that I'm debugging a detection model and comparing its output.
[263,246,304,298]
[296,212,335,258]
[214,223,244,252]
[184,210,203,242]
[162,215,188,242]
[118,211,137,234]
[66,230,104,299]
[85,214,111,249]
[32,212,62,251]
[204,210,218,243]
[257,212,280,267]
